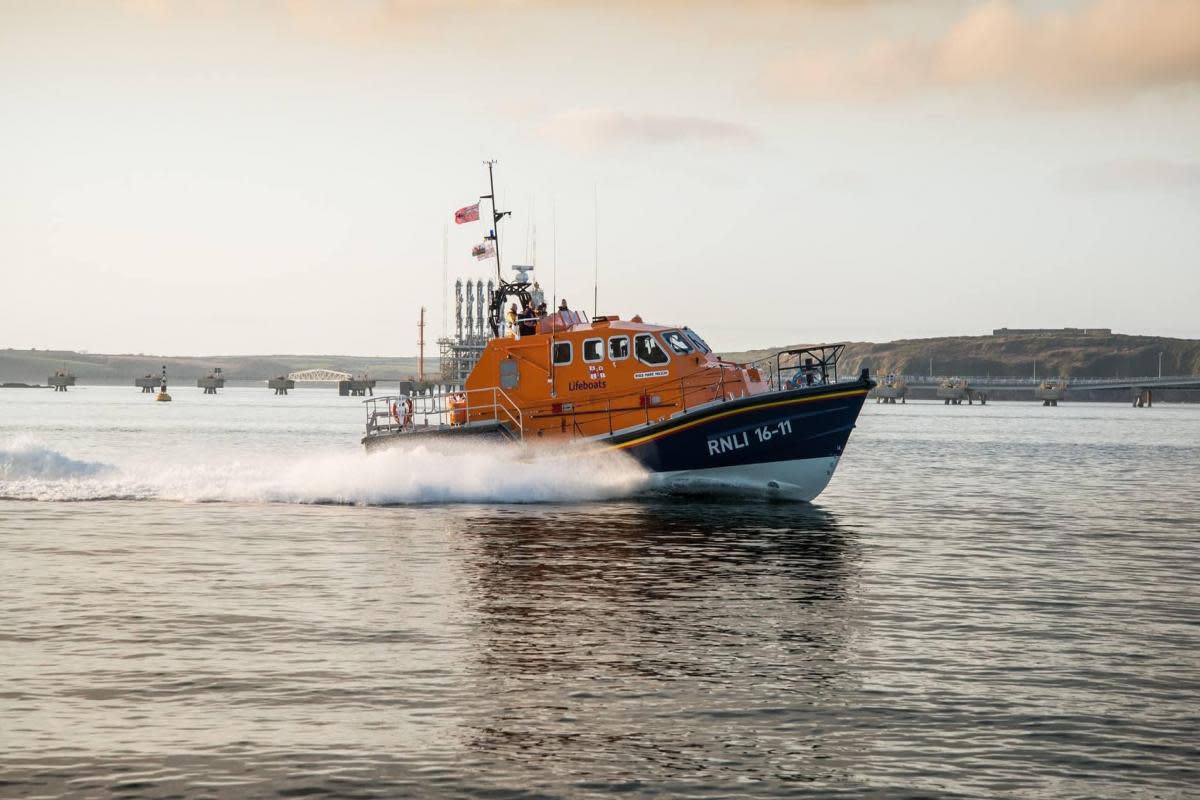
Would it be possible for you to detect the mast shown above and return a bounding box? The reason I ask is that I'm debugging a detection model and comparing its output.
[418,306,426,382]
[481,160,509,285]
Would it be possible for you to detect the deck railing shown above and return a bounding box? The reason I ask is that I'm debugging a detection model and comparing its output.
[365,386,523,438]
[363,353,858,444]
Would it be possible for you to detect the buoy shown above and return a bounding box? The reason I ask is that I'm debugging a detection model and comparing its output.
[155,364,172,402]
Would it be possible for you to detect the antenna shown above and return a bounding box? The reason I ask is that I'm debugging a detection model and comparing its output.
[552,199,557,313]
[593,183,599,319]
[418,306,426,382]
[525,196,534,263]
[550,198,557,398]
[441,224,448,339]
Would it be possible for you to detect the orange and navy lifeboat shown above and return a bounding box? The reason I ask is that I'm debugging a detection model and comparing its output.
[363,289,874,501]
[361,164,873,500]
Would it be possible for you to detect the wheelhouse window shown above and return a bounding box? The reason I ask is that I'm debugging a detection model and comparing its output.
[634,333,670,365]
[683,327,712,354]
[552,341,572,366]
[583,338,604,363]
[609,336,629,361]
[661,330,694,355]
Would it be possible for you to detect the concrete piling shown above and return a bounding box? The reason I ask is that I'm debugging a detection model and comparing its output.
[48,370,75,392]
[269,377,295,395]
[196,368,225,395]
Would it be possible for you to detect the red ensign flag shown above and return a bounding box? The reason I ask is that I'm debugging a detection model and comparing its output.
[454,203,480,224]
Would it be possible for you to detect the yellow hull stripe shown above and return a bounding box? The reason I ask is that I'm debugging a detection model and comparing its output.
[610,388,869,450]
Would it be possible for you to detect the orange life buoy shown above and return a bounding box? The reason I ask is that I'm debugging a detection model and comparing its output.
[448,392,467,426]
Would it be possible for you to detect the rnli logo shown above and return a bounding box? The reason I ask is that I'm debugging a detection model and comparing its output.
[570,364,607,391]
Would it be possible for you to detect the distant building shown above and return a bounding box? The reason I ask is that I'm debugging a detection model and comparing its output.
[992,327,1112,336]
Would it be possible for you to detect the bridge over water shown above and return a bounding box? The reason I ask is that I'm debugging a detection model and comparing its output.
[267,369,377,396]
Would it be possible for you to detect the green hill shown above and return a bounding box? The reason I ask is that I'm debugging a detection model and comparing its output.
[723,333,1200,379]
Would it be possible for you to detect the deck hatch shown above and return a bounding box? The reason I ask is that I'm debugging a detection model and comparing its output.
[500,359,519,390]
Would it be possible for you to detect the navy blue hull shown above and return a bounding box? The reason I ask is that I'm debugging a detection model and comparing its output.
[608,381,871,474]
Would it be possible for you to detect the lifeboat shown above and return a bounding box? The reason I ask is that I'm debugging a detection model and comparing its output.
[360,166,875,501]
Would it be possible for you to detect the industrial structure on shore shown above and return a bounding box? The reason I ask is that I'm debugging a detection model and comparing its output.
[437,278,493,386]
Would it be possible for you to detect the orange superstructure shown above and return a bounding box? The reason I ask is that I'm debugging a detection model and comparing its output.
[460,310,768,441]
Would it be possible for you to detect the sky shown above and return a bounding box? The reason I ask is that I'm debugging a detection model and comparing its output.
[2,0,1198,356]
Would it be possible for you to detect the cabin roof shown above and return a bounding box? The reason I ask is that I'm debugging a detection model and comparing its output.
[520,312,679,338]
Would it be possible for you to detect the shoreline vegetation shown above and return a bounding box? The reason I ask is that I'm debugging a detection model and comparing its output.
[3,332,1199,385]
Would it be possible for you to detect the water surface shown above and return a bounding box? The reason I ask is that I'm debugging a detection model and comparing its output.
[2,387,1198,798]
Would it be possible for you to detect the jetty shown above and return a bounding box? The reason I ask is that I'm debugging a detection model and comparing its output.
[48,370,76,392]
[268,376,295,395]
[196,368,225,394]
[872,374,1200,407]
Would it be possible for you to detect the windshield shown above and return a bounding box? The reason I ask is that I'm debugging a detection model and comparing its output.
[661,330,694,355]
[682,327,712,353]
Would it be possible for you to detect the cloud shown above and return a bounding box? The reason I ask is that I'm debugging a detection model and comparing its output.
[765,0,1200,100]
[1059,159,1200,193]
[540,109,761,152]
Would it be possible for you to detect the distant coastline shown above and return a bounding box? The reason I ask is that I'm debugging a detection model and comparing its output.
[4,331,1199,386]
[723,332,1200,381]
[0,349,425,385]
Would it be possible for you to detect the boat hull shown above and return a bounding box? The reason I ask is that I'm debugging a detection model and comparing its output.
[361,380,871,502]
[650,455,840,502]
[608,380,869,501]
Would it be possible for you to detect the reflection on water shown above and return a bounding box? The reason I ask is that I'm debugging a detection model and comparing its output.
[458,503,863,787]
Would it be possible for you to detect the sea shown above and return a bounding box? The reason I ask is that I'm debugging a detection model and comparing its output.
[1,386,1197,799]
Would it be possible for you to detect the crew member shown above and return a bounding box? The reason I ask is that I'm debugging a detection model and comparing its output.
[520,303,537,336]
[402,395,414,428]
[506,303,519,338]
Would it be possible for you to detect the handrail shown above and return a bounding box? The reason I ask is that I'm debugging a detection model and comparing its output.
[363,347,856,442]
[364,385,528,439]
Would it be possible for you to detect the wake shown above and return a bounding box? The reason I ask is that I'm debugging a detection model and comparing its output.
[0,436,649,505]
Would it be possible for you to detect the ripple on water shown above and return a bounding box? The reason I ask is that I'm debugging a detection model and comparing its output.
[2,400,1200,798]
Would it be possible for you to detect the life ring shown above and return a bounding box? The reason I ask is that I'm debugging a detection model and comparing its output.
[390,401,400,426]
[448,392,468,426]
